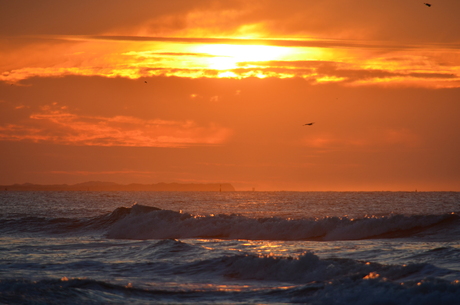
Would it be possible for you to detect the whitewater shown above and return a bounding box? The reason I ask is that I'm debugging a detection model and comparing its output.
[1,191,459,304]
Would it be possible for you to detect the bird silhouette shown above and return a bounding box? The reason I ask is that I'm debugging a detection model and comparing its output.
[303,122,315,126]
[424,3,431,7]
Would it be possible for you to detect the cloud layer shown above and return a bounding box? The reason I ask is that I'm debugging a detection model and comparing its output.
[2,1,460,86]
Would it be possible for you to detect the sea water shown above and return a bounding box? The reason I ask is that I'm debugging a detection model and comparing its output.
[1,191,459,304]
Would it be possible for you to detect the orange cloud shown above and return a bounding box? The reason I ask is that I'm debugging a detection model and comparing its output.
[0,109,232,147]
[2,1,460,80]
[1,35,459,87]
[303,128,422,150]
[47,170,157,177]
[383,128,422,147]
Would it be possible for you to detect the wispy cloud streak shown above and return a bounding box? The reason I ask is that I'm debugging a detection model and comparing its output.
[0,110,232,147]
[42,34,460,50]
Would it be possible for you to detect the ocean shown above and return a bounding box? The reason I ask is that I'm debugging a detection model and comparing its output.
[1,191,459,304]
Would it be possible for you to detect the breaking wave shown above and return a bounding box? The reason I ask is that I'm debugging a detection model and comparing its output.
[2,204,459,241]
[105,204,460,241]
[2,252,460,305]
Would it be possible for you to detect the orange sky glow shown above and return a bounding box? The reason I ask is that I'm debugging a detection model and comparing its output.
[1,0,459,191]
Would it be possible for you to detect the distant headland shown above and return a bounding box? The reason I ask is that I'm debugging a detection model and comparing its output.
[0,181,235,192]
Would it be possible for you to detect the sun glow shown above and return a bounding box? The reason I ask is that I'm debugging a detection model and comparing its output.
[1,35,459,86]
[195,44,292,70]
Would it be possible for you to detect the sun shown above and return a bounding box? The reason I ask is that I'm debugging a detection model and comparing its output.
[195,44,292,70]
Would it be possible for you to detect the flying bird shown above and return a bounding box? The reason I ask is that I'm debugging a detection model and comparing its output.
[424,3,431,7]
[303,122,315,126]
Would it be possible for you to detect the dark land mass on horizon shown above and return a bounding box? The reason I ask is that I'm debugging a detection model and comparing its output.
[0,181,235,192]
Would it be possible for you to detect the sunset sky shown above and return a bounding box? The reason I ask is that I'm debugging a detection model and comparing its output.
[1,0,459,191]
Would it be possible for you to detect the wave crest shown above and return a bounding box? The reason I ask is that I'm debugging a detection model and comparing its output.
[106,205,460,241]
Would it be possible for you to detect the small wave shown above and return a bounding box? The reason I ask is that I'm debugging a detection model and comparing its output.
[106,205,460,241]
[407,246,460,266]
[177,252,453,284]
[284,277,460,305]
[0,278,219,305]
[2,265,459,305]
[3,204,459,241]
[0,216,85,235]
[0,205,133,236]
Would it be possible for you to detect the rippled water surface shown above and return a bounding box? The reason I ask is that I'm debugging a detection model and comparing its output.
[1,191,459,304]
